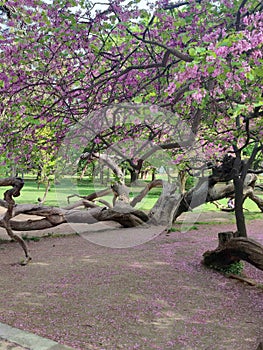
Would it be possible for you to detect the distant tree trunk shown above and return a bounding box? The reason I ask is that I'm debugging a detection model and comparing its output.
[106,167,110,183]
[91,162,96,180]
[151,169,156,182]
[10,165,17,177]
[36,167,42,182]
[99,165,104,184]
[38,179,51,204]
[130,169,139,184]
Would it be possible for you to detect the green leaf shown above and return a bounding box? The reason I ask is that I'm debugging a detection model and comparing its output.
[208,50,217,58]
[254,67,263,78]
[189,48,196,56]
[181,34,189,45]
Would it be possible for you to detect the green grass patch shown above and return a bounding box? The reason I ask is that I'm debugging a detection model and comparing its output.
[21,234,41,242]
[0,175,262,217]
[0,175,162,210]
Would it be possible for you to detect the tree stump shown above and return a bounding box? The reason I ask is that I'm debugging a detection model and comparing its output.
[203,231,263,271]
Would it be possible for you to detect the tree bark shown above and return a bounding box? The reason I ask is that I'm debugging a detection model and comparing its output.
[203,232,263,271]
[234,176,247,237]
[172,174,257,222]
[149,182,180,226]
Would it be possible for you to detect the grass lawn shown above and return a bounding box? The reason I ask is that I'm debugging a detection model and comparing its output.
[0,175,262,221]
[0,175,164,209]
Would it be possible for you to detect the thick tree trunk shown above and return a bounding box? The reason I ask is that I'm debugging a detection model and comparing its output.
[172,179,228,222]
[172,174,257,223]
[149,182,180,227]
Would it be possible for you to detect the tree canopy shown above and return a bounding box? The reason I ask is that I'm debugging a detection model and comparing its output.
[0,0,262,166]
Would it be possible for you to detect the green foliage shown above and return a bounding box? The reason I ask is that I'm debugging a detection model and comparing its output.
[168,227,178,232]
[212,261,244,276]
[185,175,195,191]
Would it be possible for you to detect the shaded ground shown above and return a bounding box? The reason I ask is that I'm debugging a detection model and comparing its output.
[0,212,262,350]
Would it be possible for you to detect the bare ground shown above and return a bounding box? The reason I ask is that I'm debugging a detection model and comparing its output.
[0,212,262,350]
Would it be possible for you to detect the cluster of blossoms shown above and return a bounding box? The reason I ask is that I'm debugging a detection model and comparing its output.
[0,0,262,172]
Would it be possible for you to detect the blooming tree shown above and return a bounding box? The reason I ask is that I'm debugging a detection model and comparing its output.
[0,0,262,266]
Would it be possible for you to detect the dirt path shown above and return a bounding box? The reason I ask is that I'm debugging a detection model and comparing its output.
[0,216,262,350]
